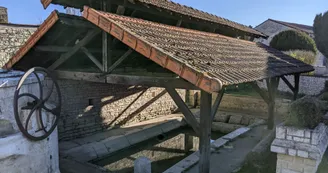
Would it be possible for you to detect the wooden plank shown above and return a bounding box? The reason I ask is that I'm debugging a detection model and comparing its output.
[53,70,106,83]
[251,82,269,104]
[106,74,199,89]
[199,90,212,173]
[166,87,200,135]
[106,49,133,74]
[34,46,102,53]
[294,74,300,100]
[211,87,225,120]
[48,29,100,70]
[281,75,294,91]
[80,47,103,71]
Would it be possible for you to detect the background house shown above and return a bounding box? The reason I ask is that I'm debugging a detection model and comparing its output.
[0,6,37,68]
[255,19,326,70]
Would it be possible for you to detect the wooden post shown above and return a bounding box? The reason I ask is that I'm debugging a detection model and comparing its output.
[184,133,194,152]
[294,74,300,100]
[199,90,212,173]
[211,87,225,120]
[267,77,279,130]
[134,157,151,173]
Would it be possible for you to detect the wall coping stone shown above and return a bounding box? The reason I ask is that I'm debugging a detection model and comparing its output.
[0,70,42,88]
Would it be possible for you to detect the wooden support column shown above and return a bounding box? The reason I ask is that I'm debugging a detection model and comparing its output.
[267,77,280,130]
[102,1,110,72]
[166,87,200,135]
[199,90,212,173]
[184,133,194,153]
[294,74,300,100]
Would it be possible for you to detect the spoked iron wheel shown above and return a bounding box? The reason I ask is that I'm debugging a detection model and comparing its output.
[13,67,61,141]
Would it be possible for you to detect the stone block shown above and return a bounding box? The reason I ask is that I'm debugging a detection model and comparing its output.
[228,115,243,124]
[277,160,288,169]
[287,128,304,137]
[304,138,310,143]
[211,138,228,149]
[272,146,287,154]
[213,113,230,123]
[0,119,15,137]
[311,133,319,145]
[297,150,309,158]
[281,168,300,173]
[287,135,293,140]
[103,136,130,153]
[288,149,297,156]
[293,137,304,143]
[304,131,311,138]
[90,142,108,158]
[278,154,294,162]
[221,127,250,140]
[288,163,303,172]
[304,158,316,166]
[276,126,286,139]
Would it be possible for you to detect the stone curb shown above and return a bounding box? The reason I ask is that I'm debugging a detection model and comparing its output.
[163,126,251,173]
[61,117,185,162]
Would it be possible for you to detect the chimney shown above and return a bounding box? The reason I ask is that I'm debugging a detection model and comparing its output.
[0,6,8,23]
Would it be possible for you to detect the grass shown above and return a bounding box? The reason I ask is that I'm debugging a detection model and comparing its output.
[237,152,276,173]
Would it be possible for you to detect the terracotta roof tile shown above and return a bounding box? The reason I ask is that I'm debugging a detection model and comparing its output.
[40,0,265,37]
[83,7,313,92]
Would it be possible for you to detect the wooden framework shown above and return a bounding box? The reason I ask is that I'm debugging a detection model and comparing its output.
[4,8,306,173]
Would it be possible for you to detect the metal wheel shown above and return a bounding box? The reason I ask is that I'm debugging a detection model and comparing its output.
[13,67,61,141]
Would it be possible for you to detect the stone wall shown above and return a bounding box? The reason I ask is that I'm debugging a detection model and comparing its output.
[0,7,8,24]
[0,24,37,67]
[271,123,328,173]
[258,75,327,96]
[52,79,184,141]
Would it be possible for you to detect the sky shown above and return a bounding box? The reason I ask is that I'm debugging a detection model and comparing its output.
[0,0,327,27]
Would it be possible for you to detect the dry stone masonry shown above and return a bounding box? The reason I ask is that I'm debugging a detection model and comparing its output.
[271,123,328,173]
[0,23,37,67]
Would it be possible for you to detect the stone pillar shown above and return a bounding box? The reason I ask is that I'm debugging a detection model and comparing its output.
[271,123,328,173]
[0,6,8,23]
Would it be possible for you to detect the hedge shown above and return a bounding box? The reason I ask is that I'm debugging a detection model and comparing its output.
[270,30,317,53]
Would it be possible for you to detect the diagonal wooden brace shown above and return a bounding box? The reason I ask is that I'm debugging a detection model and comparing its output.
[166,87,200,136]
[49,29,101,70]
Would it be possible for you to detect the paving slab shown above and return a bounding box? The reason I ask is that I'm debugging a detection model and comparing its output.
[185,125,269,173]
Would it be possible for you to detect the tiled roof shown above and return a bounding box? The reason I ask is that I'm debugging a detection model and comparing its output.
[40,0,265,37]
[83,7,313,92]
[269,19,314,34]
[3,8,313,93]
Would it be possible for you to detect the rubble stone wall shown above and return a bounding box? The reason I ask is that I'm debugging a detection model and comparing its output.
[0,24,37,68]
[53,79,185,141]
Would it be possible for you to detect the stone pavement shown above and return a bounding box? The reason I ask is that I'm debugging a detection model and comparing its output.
[185,124,270,173]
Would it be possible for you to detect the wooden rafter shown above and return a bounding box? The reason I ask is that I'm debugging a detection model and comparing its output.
[34,46,102,53]
[251,82,270,104]
[48,29,100,70]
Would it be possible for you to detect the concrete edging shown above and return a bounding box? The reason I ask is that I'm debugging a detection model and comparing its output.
[163,126,251,173]
[61,116,186,162]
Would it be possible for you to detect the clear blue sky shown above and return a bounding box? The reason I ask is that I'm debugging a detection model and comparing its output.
[0,0,327,27]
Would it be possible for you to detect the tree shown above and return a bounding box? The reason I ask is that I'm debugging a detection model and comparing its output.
[314,11,328,59]
[270,30,317,53]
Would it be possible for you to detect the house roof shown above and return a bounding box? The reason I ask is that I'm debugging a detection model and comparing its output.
[269,19,314,34]
[40,0,266,37]
[2,7,314,93]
